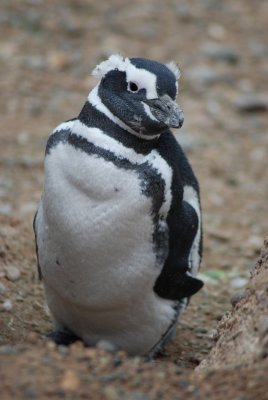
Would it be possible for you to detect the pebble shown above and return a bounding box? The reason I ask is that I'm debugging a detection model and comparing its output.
[60,369,80,391]
[0,281,6,294]
[0,203,13,216]
[230,291,247,307]
[25,55,47,70]
[250,147,266,163]
[1,299,13,311]
[47,51,72,71]
[103,386,119,400]
[202,43,239,64]
[206,100,221,116]
[5,266,21,282]
[57,345,70,356]
[234,95,268,112]
[22,386,37,400]
[247,236,264,251]
[175,4,195,21]
[0,345,17,355]
[259,318,268,338]
[17,131,30,145]
[207,24,226,40]
[100,371,125,383]
[194,327,208,334]
[230,277,248,289]
[97,340,117,353]
[186,66,220,89]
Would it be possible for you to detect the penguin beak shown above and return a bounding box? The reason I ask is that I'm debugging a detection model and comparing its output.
[144,95,184,129]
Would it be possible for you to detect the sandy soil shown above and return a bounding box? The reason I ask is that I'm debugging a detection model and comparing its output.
[0,0,268,398]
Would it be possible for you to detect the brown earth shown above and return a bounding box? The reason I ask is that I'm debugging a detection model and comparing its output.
[0,0,268,398]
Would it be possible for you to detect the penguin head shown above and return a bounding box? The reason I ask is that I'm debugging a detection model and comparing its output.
[91,55,184,138]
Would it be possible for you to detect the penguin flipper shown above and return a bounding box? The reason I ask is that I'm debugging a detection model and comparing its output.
[154,273,204,301]
[33,211,42,280]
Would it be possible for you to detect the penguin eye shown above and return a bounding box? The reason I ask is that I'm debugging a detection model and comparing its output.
[128,82,139,93]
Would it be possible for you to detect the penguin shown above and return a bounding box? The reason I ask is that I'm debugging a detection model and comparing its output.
[34,54,203,357]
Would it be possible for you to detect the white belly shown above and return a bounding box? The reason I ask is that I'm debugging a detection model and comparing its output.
[36,134,176,354]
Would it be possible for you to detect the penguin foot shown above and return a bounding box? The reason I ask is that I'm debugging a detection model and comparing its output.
[46,329,81,346]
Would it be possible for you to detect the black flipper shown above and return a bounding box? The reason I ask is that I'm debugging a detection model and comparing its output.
[33,211,42,280]
[153,132,203,301]
[154,273,204,301]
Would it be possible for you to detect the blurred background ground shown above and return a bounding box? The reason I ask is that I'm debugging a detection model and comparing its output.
[0,0,267,398]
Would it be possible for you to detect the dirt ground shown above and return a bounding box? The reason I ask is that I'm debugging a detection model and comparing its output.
[0,0,268,398]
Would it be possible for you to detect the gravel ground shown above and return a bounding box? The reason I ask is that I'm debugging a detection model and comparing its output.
[0,0,268,398]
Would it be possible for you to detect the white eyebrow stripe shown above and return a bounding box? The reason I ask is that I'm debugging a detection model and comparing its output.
[92,55,158,100]
[125,65,158,99]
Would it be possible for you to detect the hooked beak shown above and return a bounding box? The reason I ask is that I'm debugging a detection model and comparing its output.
[144,95,184,129]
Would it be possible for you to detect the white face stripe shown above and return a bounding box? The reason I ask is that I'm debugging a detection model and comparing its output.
[142,103,158,122]
[92,55,158,99]
[125,63,158,99]
[88,85,138,135]
[88,85,159,140]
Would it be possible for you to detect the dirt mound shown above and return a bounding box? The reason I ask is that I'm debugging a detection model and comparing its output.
[197,239,268,371]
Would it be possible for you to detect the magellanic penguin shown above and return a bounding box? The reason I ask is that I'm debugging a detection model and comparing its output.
[34,54,203,357]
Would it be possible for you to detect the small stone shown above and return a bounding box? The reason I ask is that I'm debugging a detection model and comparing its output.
[17,131,30,145]
[175,5,194,21]
[5,266,21,282]
[46,341,56,350]
[97,340,117,353]
[234,95,268,113]
[0,345,17,355]
[230,291,247,307]
[202,43,239,64]
[194,327,208,334]
[259,318,268,338]
[60,369,80,392]
[247,236,264,251]
[186,66,220,88]
[207,24,226,40]
[1,299,12,311]
[0,282,6,294]
[230,277,248,289]
[25,55,47,70]
[47,51,72,71]
[103,386,119,400]
[100,371,125,383]
[206,100,221,116]
[58,345,70,356]
[26,332,39,344]
[0,203,13,216]
[22,386,37,399]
